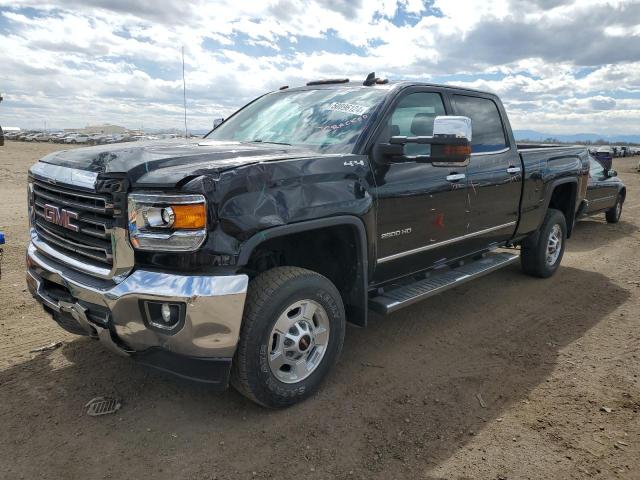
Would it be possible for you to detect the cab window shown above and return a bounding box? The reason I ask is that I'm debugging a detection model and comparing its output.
[452,95,507,153]
[386,92,446,156]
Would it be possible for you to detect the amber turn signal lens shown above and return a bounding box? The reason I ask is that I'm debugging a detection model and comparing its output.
[170,203,206,229]
[443,145,472,156]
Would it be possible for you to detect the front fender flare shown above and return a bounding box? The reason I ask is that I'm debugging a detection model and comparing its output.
[237,216,370,327]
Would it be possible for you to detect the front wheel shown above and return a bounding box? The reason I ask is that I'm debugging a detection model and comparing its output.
[231,267,345,408]
[521,208,567,278]
[606,194,623,223]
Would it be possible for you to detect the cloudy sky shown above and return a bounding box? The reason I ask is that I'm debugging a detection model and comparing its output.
[0,0,639,134]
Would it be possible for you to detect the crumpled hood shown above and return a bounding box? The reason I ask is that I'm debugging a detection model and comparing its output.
[38,139,317,185]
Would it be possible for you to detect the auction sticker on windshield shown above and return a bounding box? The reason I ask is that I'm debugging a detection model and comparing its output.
[327,102,369,115]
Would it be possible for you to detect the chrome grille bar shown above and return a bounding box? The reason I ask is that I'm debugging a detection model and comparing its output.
[28,162,135,282]
[33,182,111,214]
[35,222,112,264]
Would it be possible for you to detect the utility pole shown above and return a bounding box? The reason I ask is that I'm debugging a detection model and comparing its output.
[182,46,188,138]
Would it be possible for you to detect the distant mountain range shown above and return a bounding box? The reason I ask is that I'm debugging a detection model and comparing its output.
[514,130,640,144]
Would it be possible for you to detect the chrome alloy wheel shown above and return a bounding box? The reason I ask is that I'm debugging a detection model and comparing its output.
[546,224,562,266]
[267,300,330,384]
[616,200,622,219]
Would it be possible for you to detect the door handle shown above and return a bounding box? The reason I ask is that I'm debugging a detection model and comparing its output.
[506,166,521,174]
[446,173,466,182]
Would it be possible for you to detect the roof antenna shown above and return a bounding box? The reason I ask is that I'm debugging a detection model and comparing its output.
[182,45,188,138]
[363,72,376,86]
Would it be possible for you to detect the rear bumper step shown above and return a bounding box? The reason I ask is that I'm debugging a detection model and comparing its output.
[369,252,519,314]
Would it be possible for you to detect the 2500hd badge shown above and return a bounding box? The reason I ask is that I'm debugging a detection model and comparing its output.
[381,227,412,239]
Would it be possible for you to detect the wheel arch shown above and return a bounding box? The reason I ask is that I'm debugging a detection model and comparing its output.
[238,216,369,327]
[542,179,578,238]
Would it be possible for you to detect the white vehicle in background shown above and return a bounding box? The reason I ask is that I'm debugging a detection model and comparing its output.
[55,133,77,143]
[87,134,108,145]
[65,134,90,144]
[36,132,62,142]
[26,133,45,142]
[104,134,128,144]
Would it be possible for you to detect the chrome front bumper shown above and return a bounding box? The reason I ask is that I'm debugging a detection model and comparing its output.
[27,242,248,370]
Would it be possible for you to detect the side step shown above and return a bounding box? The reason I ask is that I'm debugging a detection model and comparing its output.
[369,252,519,314]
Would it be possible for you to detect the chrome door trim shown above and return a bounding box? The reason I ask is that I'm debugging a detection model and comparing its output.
[377,221,517,264]
[590,195,616,203]
[470,147,510,157]
[506,166,521,174]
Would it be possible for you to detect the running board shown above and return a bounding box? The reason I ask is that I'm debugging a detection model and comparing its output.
[369,252,519,315]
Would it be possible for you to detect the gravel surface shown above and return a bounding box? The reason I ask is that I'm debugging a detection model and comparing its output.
[1,141,639,479]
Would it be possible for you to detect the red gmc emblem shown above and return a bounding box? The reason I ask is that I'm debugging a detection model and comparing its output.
[43,204,80,232]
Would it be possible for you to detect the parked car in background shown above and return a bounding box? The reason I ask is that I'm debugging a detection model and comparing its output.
[104,134,128,144]
[65,134,90,144]
[26,133,45,142]
[35,132,60,142]
[87,134,109,145]
[594,146,613,170]
[582,155,625,223]
[54,133,77,143]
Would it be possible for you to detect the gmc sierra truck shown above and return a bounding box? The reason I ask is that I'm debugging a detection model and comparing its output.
[26,75,590,407]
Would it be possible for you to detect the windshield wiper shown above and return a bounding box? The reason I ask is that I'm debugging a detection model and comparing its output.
[249,139,292,146]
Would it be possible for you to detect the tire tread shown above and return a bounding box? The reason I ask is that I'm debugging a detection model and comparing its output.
[521,208,566,278]
[231,266,343,407]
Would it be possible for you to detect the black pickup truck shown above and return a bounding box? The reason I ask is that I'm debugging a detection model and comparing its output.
[26,75,589,407]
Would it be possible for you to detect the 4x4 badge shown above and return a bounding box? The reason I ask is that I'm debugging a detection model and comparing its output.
[344,160,365,167]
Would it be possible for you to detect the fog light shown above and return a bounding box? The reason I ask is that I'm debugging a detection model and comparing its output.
[161,303,172,322]
[139,300,185,333]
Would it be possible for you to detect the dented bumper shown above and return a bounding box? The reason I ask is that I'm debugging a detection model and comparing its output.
[26,242,248,386]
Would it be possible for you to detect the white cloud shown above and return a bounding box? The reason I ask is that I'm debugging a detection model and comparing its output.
[0,0,638,134]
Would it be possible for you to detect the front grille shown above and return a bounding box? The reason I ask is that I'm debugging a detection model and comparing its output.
[32,179,115,270]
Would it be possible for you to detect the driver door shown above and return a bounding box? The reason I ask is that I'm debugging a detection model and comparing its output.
[370,89,469,284]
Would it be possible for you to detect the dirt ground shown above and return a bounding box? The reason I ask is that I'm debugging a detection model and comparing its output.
[1,140,639,480]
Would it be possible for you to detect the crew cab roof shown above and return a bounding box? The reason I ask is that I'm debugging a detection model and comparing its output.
[280,80,496,97]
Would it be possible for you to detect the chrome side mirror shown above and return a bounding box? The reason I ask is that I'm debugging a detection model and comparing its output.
[433,115,472,142]
[379,116,473,164]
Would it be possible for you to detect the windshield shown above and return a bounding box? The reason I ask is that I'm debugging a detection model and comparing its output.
[205,87,389,154]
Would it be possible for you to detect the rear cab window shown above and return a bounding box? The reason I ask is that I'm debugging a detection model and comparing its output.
[451,95,508,154]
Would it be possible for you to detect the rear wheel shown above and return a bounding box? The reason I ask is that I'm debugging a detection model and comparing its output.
[521,208,567,278]
[606,194,623,223]
[231,267,345,408]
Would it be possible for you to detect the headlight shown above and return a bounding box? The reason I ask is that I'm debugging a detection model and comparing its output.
[128,193,207,251]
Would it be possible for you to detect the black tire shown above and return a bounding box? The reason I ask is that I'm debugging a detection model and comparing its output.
[231,267,345,408]
[521,208,567,278]
[606,194,623,223]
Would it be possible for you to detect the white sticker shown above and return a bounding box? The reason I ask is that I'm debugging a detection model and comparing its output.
[327,102,368,115]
